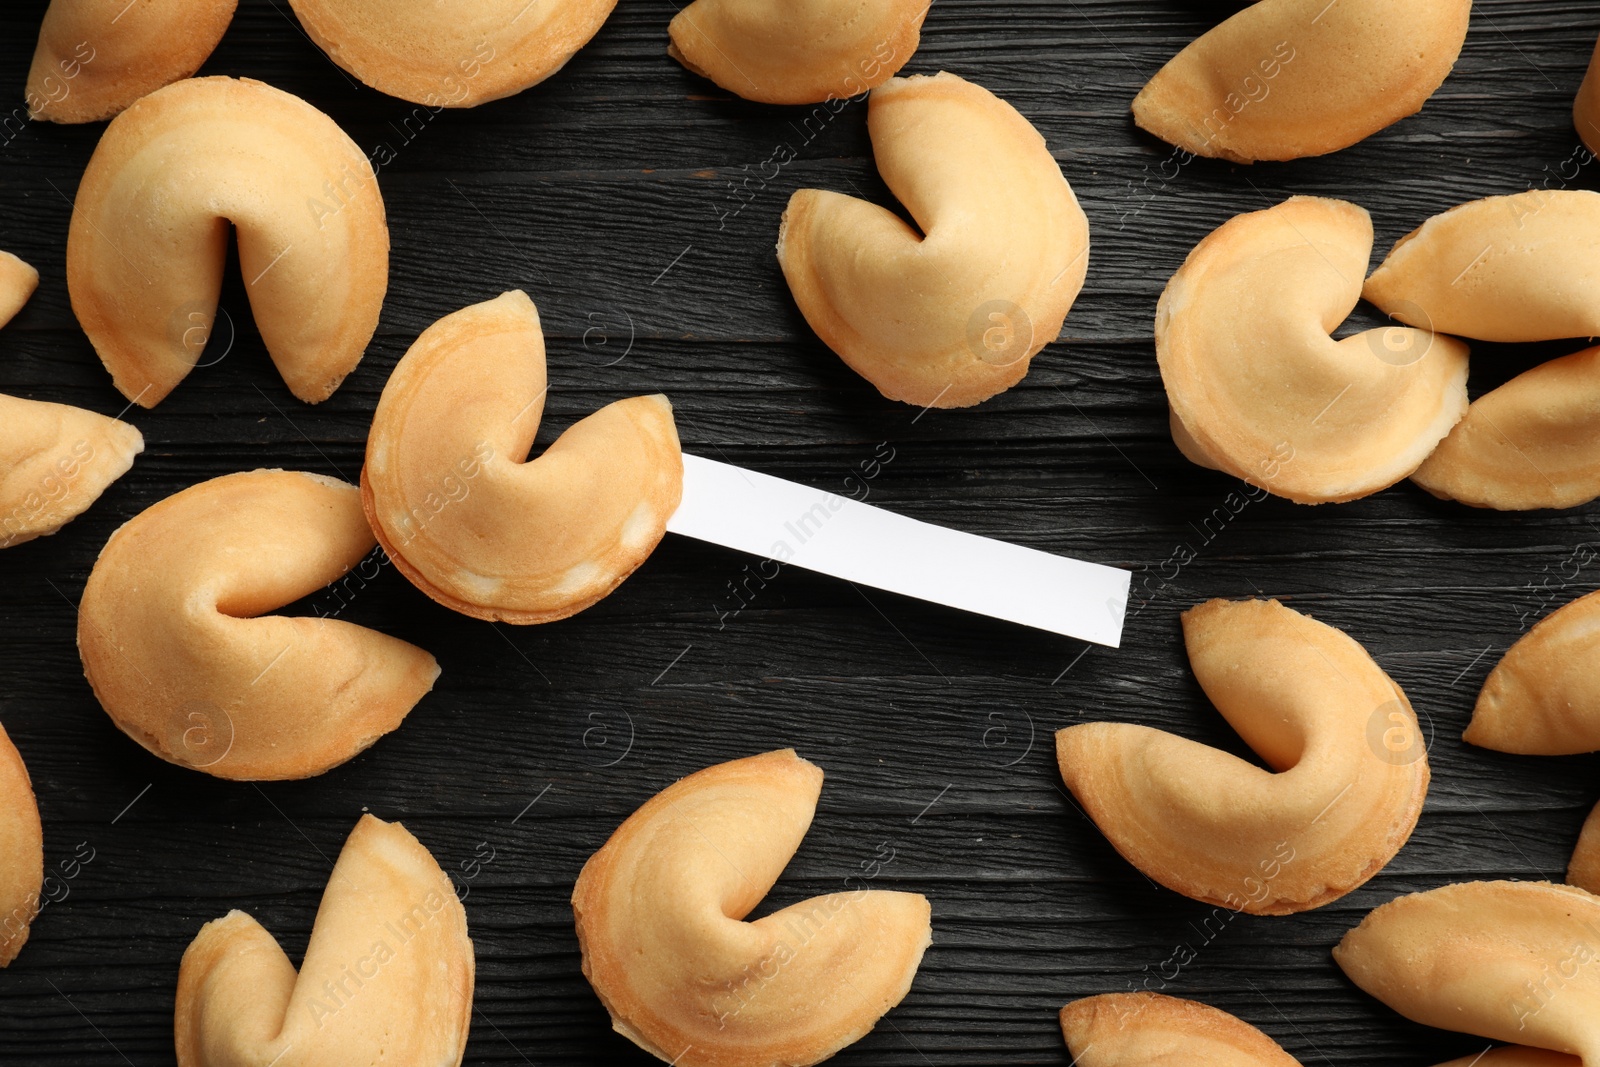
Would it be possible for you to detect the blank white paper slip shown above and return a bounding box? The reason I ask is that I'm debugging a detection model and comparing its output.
[666,454,1130,647]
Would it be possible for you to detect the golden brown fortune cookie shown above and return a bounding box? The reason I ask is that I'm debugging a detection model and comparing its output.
[362,291,682,625]
[1060,992,1302,1066]
[572,749,932,1067]
[1334,881,1600,1062]
[78,469,439,780]
[27,0,236,123]
[1158,196,1468,504]
[1057,598,1429,915]
[175,814,473,1067]
[1365,191,1600,344]
[287,0,615,106]
[668,0,926,104]
[0,723,44,968]
[1133,0,1470,163]
[1571,802,1600,897]
[1467,588,1600,756]
[778,71,1090,409]
[67,76,387,408]
[0,250,144,550]
[1411,345,1600,511]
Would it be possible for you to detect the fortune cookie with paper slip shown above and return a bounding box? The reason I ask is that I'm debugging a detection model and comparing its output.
[572,749,931,1067]
[1158,196,1468,504]
[1334,881,1600,1062]
[1057,599,1429,916]
[27,0,236,123]
[1060,992,1302,1067]
[0,250,144,550]
[78,470,440,780]
[362,291,683,625]
[668,0,926,104]
[366,293,1130,642]
[67,76,387,408]
[287,0,614,106]
[1133,0,1470,163]
[175,814,473,1067]
[778,71,1090,409]
[0,723,44,968]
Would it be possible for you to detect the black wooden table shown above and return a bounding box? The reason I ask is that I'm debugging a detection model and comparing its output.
[2,1,1598,1062]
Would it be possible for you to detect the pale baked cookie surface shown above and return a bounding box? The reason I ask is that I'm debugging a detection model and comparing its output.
[67,76,387,408]
[778,71,1089,409]
[1058,598,1429,915]
[363,291,683,625]
[571,749,932,1066]
[78,469,439,780]
[174,814,473,1067]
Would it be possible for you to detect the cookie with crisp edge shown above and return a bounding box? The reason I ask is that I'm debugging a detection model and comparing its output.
[1412,345,1600,511]
[67,76,387,407]
[0,723,44,968]
[1060,992,1301,1066]
[1057,598,1429,915]
[1133,0,1470,162]
[572,749,932,1067]
[288,0,616,106]
[1158,196,1467,504]
[1467,588,1600,756]
[1365,191,1600,344]
[27,0,236,123]
[0,251,144,549]
[362,291,682,625]
[78,469,439,780]
[174,814,473,1066]
[778,71,1089,409]
[1334,881,1600,1062]
[668,0,926,104]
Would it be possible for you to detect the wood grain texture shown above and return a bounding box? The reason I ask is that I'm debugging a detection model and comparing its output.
[2,0,1599,1062]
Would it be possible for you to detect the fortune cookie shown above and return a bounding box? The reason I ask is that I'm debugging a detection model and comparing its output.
[0,250,143,549]
[572,749,932,1066]
[1572,803,1600,897]
[27,0,236,123]
[78,469,439,780]
[1412,346,1600,511]
[1057,598,1429,915]
[288,0,614,106]
[68,76,387,408]
[1158,196,1468,503]
[1060,992,1301,1066]
[1467,588,1600,756]
[175,814,473,1066]
[1133,0,1470,162]
[0,723,44,967]
[362,291,682,625]
[668,0,926,104]
[778,71,1090,409]
[1365,191,1600,344]
[1334,881,1600,1062]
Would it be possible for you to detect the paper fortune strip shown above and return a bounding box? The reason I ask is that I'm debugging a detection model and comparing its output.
[666,455,1130,647]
